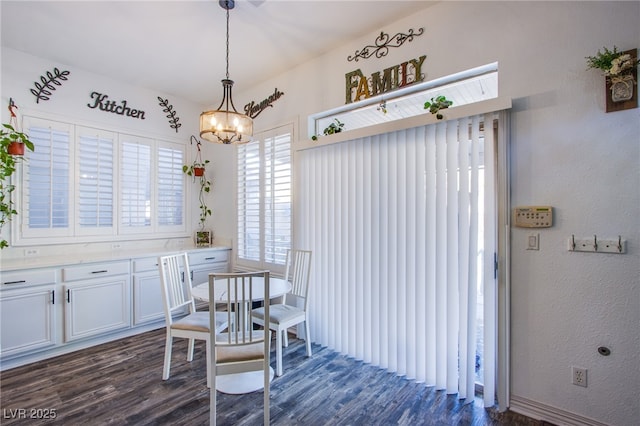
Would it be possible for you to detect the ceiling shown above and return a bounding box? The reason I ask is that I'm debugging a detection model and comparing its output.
[1,1,435,106]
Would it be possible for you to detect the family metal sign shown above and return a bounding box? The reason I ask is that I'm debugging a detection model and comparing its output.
[345,55,426,104]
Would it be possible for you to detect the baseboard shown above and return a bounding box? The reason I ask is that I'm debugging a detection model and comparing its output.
[510,394,609,426]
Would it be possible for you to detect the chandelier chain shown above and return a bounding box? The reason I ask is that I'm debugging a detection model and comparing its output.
[225,7,230,79]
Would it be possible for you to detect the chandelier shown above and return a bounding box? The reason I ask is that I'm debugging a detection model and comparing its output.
[199,0,253,144]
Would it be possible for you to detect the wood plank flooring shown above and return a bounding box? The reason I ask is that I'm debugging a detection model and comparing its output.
[1,328,543,425]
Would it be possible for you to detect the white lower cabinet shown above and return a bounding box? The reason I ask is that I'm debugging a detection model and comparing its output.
[132,256,164,326]
[62,261,131,342]
[0,246,231,369]
[0,285,57,357]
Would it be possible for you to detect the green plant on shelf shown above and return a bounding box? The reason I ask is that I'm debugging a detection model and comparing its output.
[424,95,453,120]
[312,118,344,141]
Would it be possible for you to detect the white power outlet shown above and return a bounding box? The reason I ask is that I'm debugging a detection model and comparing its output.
[572,366,587,387]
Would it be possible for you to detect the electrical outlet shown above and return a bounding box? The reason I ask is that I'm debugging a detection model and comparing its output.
[572,366,587,387]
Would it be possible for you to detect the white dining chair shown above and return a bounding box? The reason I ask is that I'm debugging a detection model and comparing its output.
[252,249,312,377]
[209,271,271,426]
[158,253,229,387]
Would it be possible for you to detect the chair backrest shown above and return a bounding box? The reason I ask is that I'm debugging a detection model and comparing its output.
[158,253,195,322]
[208,271,270,346]
[209,270,271,425]
[284,249,312,308]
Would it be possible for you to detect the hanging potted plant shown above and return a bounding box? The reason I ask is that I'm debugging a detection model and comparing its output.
[183,136,212,232]
[1,118,35,249]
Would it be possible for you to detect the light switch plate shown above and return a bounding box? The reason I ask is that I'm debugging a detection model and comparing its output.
[527,233,539,250]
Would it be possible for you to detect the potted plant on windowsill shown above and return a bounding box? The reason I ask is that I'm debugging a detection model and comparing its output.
[311,118,344,141]
[1,123,35,249]
[424,95,453,120]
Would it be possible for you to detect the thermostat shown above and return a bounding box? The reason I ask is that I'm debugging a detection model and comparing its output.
[513,206,553,228]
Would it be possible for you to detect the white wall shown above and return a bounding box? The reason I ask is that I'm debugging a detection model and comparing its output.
[0,48,217,259]
[232,1,639,425]
[1,1,638,424]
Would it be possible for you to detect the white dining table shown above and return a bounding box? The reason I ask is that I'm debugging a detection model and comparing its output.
[192,276,291,394]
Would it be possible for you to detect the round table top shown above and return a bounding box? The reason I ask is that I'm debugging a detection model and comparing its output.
[191,276,290,302]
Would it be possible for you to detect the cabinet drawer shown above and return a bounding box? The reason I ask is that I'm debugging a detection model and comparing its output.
[2,268,57,287]
[189,249,229,266]
[132,257,160,273]
[62,261,130,282]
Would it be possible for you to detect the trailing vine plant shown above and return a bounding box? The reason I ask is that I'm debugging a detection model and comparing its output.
[30,67,71,103]
[182,136,212,230]
[311,118,345,141]
[1,103,35,248]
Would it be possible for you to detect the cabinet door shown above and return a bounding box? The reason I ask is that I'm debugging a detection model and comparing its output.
[133,271,164,325]
[64,276,130,342]
[0,286,57,357]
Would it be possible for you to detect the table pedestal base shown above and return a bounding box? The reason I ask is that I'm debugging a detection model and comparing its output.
[215,367,275,394]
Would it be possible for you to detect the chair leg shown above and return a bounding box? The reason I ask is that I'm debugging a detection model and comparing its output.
[275,327,283,377]
[162,332,173,380]
[264,331,271,425]
[283,328,289,347]
[304,321,312,357]
[210,370,216,426]
[186,338,195,362]
[205,338,211,389]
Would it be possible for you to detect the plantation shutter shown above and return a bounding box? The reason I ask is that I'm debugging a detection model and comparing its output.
[120,135,152,232]
[157,142,185,229]
[76,126,115,236]
[22,117,73,238]
[237,124,292,270]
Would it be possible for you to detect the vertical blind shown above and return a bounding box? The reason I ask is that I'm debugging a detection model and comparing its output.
[296,113,497,405]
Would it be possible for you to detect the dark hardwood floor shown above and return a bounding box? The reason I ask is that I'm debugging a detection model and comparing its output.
[1,328,541,425]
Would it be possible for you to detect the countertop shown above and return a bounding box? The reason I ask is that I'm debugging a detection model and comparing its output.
[0,245,231,272]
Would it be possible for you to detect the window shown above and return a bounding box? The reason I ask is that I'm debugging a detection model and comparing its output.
[237,124,292,270]
[18,116,186,245]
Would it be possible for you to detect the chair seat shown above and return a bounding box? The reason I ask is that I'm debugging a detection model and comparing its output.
[253,304,304,325]
[172,311,228,333]
[216,331,268,363]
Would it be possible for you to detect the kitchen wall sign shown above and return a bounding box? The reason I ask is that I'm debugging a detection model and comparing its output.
[345,55,426,104]
[87,92,146,119]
